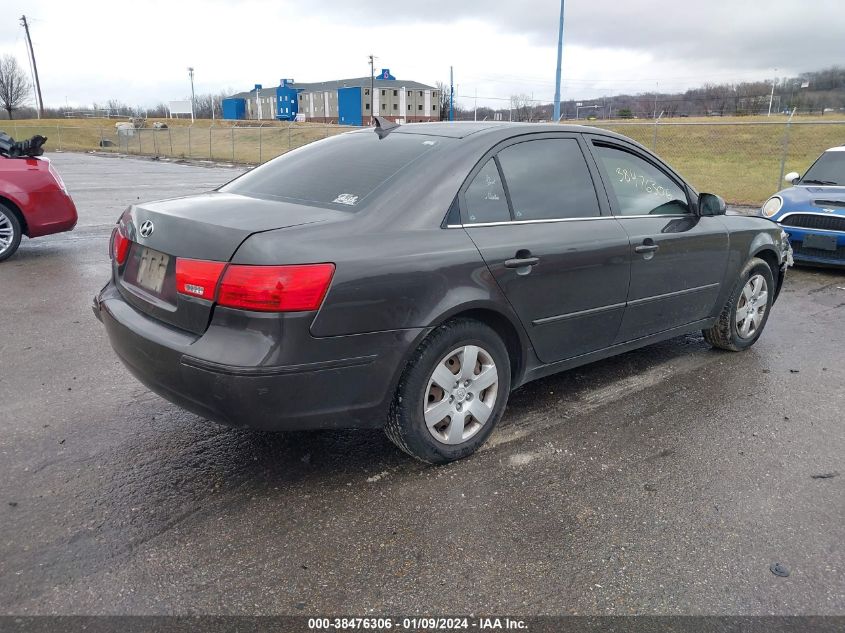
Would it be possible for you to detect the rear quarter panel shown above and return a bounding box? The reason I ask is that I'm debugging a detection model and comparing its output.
[0,157,77,237]
[232,221,519,338]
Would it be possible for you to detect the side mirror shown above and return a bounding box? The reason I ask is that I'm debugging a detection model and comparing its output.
[784,171,800,185]
[698,193,727,216]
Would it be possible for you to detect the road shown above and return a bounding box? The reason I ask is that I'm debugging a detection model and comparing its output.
[1,152,843,615]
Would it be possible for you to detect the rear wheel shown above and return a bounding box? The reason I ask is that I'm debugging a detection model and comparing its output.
[703,257,774,351]
[385,319,511,464]
[0,204,22,262]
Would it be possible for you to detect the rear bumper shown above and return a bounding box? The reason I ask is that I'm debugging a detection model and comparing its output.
[94,281,425,431]
[24,190,78,238]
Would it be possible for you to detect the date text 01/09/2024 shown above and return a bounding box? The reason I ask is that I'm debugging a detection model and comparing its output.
[307,617,528,630]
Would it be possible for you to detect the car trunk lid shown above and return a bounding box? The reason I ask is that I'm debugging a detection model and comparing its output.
[114,192,342,334]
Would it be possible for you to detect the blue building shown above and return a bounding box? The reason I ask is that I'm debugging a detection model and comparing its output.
[222,71,439,124]
[222,80,299,121]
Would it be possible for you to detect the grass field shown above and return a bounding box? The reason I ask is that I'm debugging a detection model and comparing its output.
[4,115,845,204]
[3,117,352,166]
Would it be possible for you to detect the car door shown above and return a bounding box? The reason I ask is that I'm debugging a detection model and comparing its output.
[585,137,729,343]
[460,134,631,364]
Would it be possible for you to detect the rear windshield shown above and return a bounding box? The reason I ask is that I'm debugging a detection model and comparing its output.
[220,130,444,209]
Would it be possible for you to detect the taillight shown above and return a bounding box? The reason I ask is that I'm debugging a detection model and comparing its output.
[218,263,335,312]
[176,259,226,300]
[111,226,130,265]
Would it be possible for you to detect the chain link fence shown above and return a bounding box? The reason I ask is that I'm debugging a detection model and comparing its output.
[6,122,361,167]
[586,119,845,204]
[6,119,845,205]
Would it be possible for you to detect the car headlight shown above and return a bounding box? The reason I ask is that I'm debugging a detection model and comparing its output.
[762,196,783,218]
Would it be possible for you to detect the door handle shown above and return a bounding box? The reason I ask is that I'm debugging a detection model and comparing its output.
[634,244,660,253]
[504,256,540,269]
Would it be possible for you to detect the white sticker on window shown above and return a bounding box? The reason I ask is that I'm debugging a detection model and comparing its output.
[333,193,359,206]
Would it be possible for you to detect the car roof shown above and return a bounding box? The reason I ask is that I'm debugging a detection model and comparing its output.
[385,121,628,141]
[824,146,845,152]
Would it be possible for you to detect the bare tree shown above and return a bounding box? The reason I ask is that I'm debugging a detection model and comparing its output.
[509,94,532,122]
[0,55,31,120]
[435,81,451,121]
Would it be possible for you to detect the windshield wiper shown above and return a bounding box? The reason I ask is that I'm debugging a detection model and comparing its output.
[801,178,839,185]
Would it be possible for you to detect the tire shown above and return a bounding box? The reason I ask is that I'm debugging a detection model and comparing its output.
[385,318,511,464]
[0,203,23,262]
[703,257,775,351]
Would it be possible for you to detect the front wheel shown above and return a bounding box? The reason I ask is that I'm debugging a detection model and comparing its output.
[385,319,511,464]
[0,204,23,262]
[703,257,775,351]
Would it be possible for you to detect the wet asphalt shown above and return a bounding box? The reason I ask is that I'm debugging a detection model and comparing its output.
[0,152,843,615]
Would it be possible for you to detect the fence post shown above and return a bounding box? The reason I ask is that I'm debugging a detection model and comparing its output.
[258,125,262,164]
[209,128,213,159]
[652,111,664,150]
[778,108,797,188]
[153,129,158,156]
[99,127,104,149]
[288,123,292,151]
[138,129,142,155]
[188,126,191,158]
[56,125,62,151]
[168,128,173,156]
[231,127,235,162]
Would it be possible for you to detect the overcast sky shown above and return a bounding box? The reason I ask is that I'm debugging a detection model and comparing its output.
[1,0,842,110]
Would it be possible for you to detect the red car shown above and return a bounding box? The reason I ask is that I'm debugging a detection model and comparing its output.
[0,155,78,261]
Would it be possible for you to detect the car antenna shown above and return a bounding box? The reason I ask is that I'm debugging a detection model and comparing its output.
[373,116,400,139]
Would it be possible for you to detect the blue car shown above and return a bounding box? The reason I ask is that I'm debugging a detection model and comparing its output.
[762,146,845,267]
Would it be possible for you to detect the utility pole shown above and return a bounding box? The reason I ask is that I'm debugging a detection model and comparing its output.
[188,67,195,121]
[20,15,44,118]
[552,0,565,122]
[368,54,375,125]
[449,66,454,122]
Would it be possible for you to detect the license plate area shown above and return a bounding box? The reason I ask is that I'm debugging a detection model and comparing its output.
[124,245,176,303]
[802,233,838,252]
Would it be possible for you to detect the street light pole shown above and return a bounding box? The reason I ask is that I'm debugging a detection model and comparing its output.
[449,66,454,122]
[768,68,778,117]
[368,54,375,125]
[552,0,565,122]
[188,67,195,121]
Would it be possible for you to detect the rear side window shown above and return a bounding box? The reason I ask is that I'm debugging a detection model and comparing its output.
[220,131,442,209]
[592,144,690,216]
[464,158,511,224]
[496,138,600,221]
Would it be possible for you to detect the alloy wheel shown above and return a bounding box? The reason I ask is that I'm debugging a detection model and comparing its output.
[423,345,499,445]
[735,274,769,339]
[0,210,14,255]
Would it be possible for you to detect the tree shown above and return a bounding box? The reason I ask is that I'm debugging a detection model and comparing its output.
[509,94,532,122]
[435,81,451,121]
[0,55,31,120]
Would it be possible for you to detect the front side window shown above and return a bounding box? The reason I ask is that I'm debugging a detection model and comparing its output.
[464,158,510,224]
[496,138,600,221]
[593,144,690,216]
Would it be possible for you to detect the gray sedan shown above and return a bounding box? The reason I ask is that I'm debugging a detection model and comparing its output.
[94,120,791,463]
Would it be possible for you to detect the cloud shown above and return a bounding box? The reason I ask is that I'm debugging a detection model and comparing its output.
[0,0,841,109]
